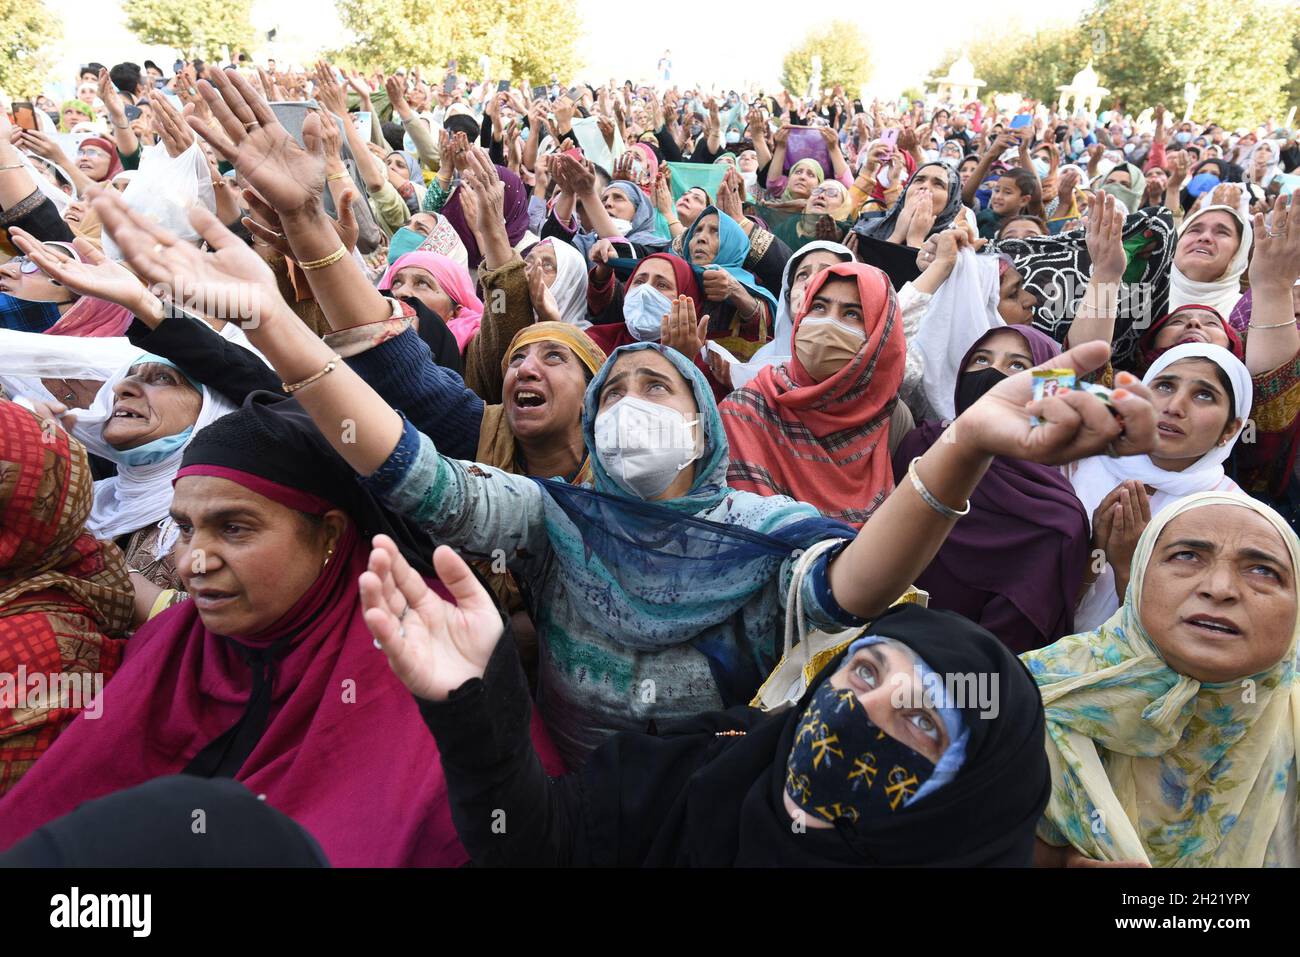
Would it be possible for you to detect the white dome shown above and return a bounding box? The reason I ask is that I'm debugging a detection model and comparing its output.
[1070,63,1099,88]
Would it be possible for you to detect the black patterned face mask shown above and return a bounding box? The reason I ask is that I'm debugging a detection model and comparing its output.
[785,681,935,825]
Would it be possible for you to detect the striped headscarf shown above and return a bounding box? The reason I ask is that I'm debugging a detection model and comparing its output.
[720,262,905,527]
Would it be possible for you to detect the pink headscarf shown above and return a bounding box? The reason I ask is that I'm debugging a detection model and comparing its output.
[632,142,660,197]
[378,251,484,351]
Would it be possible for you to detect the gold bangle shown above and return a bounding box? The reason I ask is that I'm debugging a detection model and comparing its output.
[298,245,348,271]
[326,170,350,182]
[282,354,342,394]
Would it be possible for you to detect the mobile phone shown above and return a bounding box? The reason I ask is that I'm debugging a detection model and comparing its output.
[1009,113,1031,130]
[568,86,579,101]
[13,101,38,131]
[532,85,547,101]
[444,74,457,94]
[880,128,899,153]
[497,79,510,93]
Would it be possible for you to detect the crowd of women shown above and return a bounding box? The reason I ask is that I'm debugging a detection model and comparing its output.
[1,52,1300,868]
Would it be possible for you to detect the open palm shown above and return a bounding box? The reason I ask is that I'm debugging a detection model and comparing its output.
[8,228,148,312]
[186,66,324,216]
[93,188,286,328]
[360,537,503,702]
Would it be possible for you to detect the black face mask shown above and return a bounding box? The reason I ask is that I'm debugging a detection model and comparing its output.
[954,367,1008,416]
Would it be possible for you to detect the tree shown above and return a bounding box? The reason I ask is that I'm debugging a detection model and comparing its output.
[0,0,62,98]
[1082,0,1293,125]
[333,0,580,83]
[1286,7,1300,117]
[940,24,1083,106]
[122,0,255,61]
[780,21,873,98]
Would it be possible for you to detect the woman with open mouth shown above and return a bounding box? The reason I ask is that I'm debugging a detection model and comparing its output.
[1026,491,1300,867]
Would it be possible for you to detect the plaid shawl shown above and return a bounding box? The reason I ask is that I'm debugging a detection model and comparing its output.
[720,262,905,526]
[0,403,133,796]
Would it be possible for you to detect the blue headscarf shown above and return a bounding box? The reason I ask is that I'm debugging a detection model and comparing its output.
[571,181,670,259]
[534,342,854,702]
[682,207,778,316]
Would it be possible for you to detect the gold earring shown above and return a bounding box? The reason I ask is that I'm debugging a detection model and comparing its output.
[323,545,335,568]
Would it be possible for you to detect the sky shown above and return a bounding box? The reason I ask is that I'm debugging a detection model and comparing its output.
[44,0,1094,96]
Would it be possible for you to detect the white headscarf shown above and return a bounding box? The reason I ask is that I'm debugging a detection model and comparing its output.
[915,248,1003,421]
[0,330,237,547]
[1169,203,1252,317]
[1243,140,1281,189]
[1069,342,1253,630]
[544,238,590,328]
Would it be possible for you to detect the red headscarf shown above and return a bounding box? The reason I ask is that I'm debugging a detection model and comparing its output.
[0,403,133,796]
[1137,303,1244,372]
[720,262,905,527]
[77,137,124,182]
[0,468,566,864]
[632,143,660,198]
[585,252,702,355]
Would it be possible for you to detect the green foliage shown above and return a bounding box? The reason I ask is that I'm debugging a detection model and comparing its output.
[332,0,580,84]
[0,0,62,97]
[1082,0,1293,125]
[780,21,873,97]
[934,0,1296,125]
[122,0,256,60]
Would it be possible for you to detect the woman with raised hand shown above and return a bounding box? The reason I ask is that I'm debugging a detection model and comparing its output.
[101,67,1160,769]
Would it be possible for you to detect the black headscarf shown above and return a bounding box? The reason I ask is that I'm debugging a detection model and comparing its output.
[178,394,441,578]
[852,161,964,243]
[0,776,327,866]
[592,603,1049,866]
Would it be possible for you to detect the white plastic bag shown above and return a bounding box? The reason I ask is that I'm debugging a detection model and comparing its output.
[102,141,216,260]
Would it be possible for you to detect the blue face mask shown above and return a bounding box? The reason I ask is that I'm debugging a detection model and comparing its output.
[114,427,196,466]
[623,281,673,341]
[1175,131,1192,144]
[387,226,424,264]
[1032,157,1050,179]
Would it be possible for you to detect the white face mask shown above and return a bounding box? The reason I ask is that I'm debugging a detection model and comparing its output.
[623,282,672,341]
[741,169,758,193]
[594,395,702,499]
[609,217,634,236]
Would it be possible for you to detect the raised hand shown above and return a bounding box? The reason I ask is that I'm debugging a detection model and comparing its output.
[312,61,349,117]
[659,294,709,361]
[957,342,1157,465]
[362,537,503,702]
[186,66,325,218]
[148,89,195,157]
[1085,191,1127,282]
[1250,193,1300,289]
[93,186,288,329]
[385,75,412,119]
[8,226,160,320]
[525,257,562,323]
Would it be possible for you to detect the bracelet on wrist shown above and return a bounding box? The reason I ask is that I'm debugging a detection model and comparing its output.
[298,245,348,271]
[282,354,342,394]
[907,457,971,520]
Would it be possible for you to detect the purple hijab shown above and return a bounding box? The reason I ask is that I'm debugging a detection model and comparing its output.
[440,164,531,269]
[892,326,1090,652]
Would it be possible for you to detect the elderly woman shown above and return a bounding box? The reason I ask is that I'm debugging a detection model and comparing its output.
[0,402,567,865]
[0,334,236,597]
[0,401,133,796]
[1027,492,1300,867]
[106,66,1162,772]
